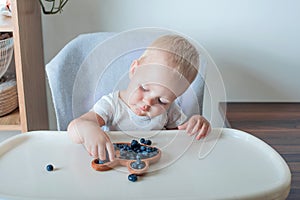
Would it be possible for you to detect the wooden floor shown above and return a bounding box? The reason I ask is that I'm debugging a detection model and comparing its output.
[223,103,300,200]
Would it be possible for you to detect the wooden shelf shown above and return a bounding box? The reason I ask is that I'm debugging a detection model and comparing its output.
[0,0,49,132]
[0,108,21,130]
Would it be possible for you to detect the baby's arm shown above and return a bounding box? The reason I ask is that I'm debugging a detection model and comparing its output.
[67,111,115,161]
[178,115,211,140]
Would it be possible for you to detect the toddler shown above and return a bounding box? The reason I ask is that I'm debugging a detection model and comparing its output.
[67,35,211,161]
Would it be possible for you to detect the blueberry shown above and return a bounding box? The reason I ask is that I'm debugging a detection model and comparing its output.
[142,151,148,156]
[98,154,110,164]
[146,147,152,153]
[46,164,54,171]
[140,138,145,144]
[131,162,138,169]
[98,159,105,164]
[140,146,146,151]
[136,149,141,153]
[125,145,131,151]
[145,140,152,145]
[128,174,138,182]
[131,140,139,147]
[127,149,133,153]
[138,162,145,169]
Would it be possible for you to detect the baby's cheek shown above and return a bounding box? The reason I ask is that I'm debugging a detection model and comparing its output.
[151,105,167,117]
[128,91,142,105]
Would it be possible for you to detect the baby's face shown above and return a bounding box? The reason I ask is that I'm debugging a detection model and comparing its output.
[124,52,190,118]
[127,82,177,118]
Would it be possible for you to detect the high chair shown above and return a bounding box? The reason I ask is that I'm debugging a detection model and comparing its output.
[0,29,291,200]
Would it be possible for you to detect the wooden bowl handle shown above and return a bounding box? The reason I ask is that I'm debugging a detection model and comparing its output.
[127,160,150,175]
[91,159,119,171]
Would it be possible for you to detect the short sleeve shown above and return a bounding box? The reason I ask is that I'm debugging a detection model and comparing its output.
[166,102,187,129]
[92,93,115,126]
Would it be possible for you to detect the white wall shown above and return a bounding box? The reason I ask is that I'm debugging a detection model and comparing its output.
[42,0,300,129]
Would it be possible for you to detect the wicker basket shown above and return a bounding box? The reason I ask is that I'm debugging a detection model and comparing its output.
[0,37,14,79]
[0,73,18,116]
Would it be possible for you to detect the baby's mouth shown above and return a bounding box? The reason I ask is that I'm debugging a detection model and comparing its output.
[129,103,152,117]
[132,106,146,116]
[140,105,150,112]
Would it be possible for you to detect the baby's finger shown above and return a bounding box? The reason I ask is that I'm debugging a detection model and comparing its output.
[190,119,203,135]
[90,146,98,158]
[106,142,115,161]
[196,132,206,140]
[196,123,210,140]
[98,145,107,161]
[186,119,197,135]
[178,122,188,130]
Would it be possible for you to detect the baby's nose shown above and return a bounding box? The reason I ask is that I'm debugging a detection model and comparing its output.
[143,97,155,106]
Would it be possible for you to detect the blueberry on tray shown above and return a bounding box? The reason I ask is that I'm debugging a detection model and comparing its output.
[46,164,54,171]
[128,174,138,182]
[144,139,152,145]
[140,138,145,144]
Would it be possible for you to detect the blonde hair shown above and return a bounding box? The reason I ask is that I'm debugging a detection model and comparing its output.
[139,35,199,83]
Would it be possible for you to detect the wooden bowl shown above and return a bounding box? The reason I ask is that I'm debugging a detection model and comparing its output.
[91,142,161,175]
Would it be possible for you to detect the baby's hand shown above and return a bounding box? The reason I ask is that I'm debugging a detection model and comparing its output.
[68,112,115,161]
[178,115,211,140]
[83,129,115,161]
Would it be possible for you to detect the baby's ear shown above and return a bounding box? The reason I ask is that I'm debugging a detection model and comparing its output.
[129,59,139,79]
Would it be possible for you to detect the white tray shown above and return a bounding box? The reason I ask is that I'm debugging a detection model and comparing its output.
[0,128,291,200]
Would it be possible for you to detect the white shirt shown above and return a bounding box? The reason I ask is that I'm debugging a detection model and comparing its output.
[92,91,187,131]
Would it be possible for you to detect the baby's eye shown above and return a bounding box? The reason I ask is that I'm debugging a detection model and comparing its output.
[158,98,168,105]
[139,84,149,91]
